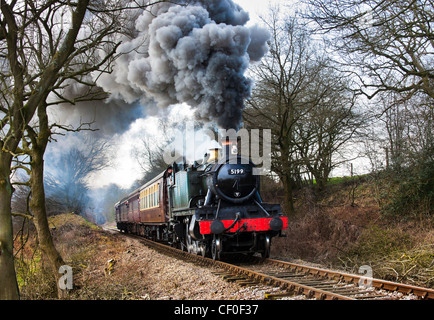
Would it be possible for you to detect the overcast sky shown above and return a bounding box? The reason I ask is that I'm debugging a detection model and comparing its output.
[234,0,291,25]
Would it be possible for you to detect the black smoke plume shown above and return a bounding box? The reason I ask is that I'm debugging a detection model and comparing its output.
[96,0,270,130]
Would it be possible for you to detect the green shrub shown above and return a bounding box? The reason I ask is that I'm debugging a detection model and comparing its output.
[382,158,433,217]
[345,225,412,260]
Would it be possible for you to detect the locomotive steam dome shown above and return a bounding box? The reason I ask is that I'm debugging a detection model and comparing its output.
[207,155,259,204]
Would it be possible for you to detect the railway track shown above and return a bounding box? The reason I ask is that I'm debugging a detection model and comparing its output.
[230,257,434,300]
[113,229,434,300]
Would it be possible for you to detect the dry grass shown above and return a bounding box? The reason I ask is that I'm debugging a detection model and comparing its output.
[15,213,271,300]
[15,213,145,299]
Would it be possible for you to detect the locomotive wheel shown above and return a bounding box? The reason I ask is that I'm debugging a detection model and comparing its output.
[171,233,181,250]
[211,235,221,261]
[185,219,206,256]
[261,236,271,259]
[186,222,193,253]
[199,243,206,257]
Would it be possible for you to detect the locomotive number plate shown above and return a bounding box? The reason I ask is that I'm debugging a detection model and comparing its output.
[229,168,245,175]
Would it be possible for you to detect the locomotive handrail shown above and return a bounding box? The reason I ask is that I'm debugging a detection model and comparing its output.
[214,199,221,219]
[200,170,217,177]
[253,199,270,216]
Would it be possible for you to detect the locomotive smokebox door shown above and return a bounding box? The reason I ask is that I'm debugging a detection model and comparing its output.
[207,156,259,204]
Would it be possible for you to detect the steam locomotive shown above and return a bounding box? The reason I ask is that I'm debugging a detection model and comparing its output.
[115,141,288,260]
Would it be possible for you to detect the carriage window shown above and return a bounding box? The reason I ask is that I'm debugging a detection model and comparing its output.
[154,185,157,207]
[138,183,162,209]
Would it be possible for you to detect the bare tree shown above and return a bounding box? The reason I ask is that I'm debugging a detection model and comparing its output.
[0,0,163,299]
[293,74,365,190]
[377,93,433,171]
[44,136,110,216]
[135,136,171,182]
[245,12,318,215]
[244,9,363,214]
[133,116,195,183]
[24,103,69,298]
[0,0,92,300]
[305,0,434,101]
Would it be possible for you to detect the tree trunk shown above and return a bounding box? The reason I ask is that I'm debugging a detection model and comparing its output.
[278,139,295,217]
[0,156,20,300]
[28,104,66,298]
[30,149,66,298]
[281,173,295,217]
[314,173,328,191]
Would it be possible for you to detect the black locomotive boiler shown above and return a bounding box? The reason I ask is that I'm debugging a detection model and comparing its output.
[115,141,288,260]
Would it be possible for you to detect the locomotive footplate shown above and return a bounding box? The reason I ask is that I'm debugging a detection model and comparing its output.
[195,204,288,235]
[199,216,288,234]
